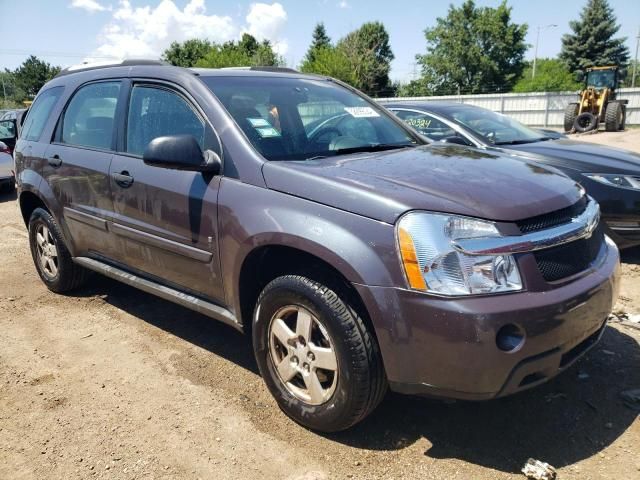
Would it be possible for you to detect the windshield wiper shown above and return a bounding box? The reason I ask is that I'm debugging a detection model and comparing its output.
[334,143,417,155]
[494,137,550,145]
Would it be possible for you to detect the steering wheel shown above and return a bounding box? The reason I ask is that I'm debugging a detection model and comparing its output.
[307,127,343,149]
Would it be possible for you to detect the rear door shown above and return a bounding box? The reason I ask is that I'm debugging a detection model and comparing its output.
[44,80,122,257]
[108,81,224,301]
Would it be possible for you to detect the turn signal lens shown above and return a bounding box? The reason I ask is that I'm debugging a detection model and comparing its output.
[398,227,427,290]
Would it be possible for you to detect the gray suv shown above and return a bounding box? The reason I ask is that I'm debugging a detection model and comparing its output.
[12,61,619,432]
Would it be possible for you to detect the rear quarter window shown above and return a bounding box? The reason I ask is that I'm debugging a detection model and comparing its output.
[21,87,64,142]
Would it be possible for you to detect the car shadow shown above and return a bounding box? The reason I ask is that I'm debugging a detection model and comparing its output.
[0,188,17,203]
[620,245,640,265]
[73,275,638,474]
[73,274,259,374]
[327,325,639,473]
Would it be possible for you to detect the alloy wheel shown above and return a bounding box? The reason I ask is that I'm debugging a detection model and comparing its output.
[268,305,338,405]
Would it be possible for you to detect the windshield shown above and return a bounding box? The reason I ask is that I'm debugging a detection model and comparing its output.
[586,69,616,89]
[201,75,422,160]
[442,106,546,145]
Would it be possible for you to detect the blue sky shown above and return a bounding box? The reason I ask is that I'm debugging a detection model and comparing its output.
[1,0,639,82]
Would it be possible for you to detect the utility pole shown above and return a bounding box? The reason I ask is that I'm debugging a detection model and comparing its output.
[632,27,639,88]
[0,75,5,107]
[532,24,558,79]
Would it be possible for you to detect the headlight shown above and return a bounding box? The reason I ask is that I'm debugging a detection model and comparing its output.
[397,212,522,296]
[585,173,640,190]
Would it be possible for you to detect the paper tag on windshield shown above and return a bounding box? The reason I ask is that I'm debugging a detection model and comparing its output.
[344,106,380,118]
[256,126,281,138]
[248,117,271,127]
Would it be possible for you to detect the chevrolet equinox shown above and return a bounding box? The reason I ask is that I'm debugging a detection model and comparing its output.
[12,61,620,432]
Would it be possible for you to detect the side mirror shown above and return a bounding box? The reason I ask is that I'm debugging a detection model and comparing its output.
[0,119,17,142]
[574,70,585,83]
[143,134,221,174]
[441,136,470,146]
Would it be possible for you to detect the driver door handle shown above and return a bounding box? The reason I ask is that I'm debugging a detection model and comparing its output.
[48,154,62,167]
[113,171,134,188]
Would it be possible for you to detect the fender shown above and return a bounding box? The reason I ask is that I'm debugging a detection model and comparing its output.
[218,178,406,319]
[18,170,79,257]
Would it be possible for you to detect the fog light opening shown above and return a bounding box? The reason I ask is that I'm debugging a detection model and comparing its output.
[496,324,525,352]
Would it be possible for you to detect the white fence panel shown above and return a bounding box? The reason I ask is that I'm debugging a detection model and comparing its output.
[378,88,640,127]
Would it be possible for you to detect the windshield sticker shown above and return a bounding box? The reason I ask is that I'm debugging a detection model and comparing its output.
[247,117,271,128]
[344,106,380,118]
[256,126,281,138]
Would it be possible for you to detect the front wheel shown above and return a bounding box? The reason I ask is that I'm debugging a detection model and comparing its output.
[253,275,387,432]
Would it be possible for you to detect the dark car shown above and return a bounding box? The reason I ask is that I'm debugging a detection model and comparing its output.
[9,61,619,432]
[385,102,640,248]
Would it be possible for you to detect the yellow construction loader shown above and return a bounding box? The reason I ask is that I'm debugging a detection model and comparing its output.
[564,65,628,133]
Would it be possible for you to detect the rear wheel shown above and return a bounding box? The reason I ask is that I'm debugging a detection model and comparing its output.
[605,102,623,132]
[564,103,579,132]
[573,112,598,133]
[619,105,627,131]
[28,208,90,293]
[253,275,387,432]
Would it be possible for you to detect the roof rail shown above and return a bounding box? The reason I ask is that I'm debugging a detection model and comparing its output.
[218,66,300,73]
[56,59,168,77]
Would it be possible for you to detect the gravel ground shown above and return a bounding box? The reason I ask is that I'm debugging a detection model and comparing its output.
[1,130,639,479]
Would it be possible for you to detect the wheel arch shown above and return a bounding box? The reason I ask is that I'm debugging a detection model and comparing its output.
[236,243,380,349]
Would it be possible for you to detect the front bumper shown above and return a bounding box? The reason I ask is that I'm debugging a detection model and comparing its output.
[354,237,620,400]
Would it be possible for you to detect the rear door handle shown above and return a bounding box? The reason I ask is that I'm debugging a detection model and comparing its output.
[113,171,134,188]
[48,154,62,167]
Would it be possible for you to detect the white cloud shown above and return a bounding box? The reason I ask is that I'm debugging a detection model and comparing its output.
[86,0,289,61]
[337,0,350,9]
[244,3,288,55]
[70,0,109,12]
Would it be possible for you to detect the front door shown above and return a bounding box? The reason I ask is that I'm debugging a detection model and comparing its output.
[109,82,224,302]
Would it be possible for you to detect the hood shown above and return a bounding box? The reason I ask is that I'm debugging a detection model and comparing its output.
[509,139,640,175]
[262,145,583,224]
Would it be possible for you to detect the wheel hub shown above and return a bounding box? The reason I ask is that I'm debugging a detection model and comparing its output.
[268,305,338,405]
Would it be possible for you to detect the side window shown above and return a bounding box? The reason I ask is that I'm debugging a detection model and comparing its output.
[394,110,456,141]
[126,85,205,156]
[21,87,63,142]
[62,82,120,150]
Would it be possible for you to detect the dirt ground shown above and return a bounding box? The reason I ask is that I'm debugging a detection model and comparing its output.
[1,130,639,480]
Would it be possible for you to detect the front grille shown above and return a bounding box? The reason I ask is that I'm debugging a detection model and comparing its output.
[533,223,604,282]
[516,196,587,234]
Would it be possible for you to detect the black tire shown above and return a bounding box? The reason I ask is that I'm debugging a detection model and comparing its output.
[573,112,598,133]
[564,103,579,132]
[605,102,623,132]
[28,207,90,293]
[619,105,627,131]
[253,275,387,432]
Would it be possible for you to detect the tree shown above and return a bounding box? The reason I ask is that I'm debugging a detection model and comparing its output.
[560,0,629,73]
[162,39,212,67]
[195,34,283,68]
[337,22,395,97]
[304,23,332,64]
[300,46,356,85]
[12,56,61,98]
[414,0,528,95]
[512,58,582,92]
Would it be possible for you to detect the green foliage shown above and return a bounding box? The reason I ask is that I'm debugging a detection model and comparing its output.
[336,22,395,97]
[560,0,629,72]
[195,34,283,68]
[395,79,431,97]
[304,23,332,64]
[300,46,356,85]
[162,39,212,67]
[415,0,528,95]
[513,58,583,92]
[621,60,640,87]
[0,71,26,107]
[9,55,60,99]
